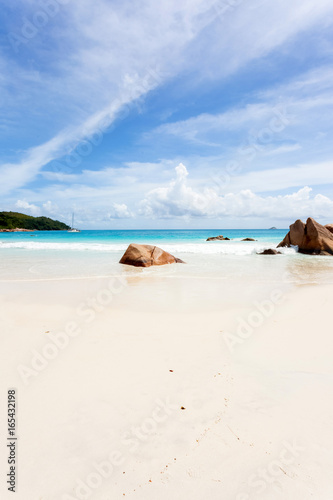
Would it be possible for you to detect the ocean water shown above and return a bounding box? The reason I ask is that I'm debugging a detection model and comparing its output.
[1,229,333,286]
[0,228,286,249]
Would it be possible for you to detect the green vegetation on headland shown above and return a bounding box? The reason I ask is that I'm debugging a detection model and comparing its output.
[0,212,70,231]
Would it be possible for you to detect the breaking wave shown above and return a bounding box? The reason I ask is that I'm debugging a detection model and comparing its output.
[0,240,297,255]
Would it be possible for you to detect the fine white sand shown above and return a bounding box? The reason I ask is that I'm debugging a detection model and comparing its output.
[0,275,333,500]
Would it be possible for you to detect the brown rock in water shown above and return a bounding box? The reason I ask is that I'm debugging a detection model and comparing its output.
[278,218,333,255]
[258,249,282,255]
[119,243,185,267]
[206,235,230,241]
[242,238,256,241]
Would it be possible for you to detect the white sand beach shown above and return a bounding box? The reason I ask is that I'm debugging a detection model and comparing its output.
[1,270,333,500]
[2,0,333,497]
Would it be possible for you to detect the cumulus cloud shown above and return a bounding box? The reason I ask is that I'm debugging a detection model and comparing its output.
[42,201,59,214]
[15,199,40,216]
[110,203,133,219]
[139,164,333,219]
[103,203,133,220]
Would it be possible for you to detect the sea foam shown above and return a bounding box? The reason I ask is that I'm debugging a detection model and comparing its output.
[0,240,297,255]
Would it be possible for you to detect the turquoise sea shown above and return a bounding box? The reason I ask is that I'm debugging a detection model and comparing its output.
[1,229,333,285]
[0,228,287,248]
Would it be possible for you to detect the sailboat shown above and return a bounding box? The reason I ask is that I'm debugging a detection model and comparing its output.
[67,213,80,233]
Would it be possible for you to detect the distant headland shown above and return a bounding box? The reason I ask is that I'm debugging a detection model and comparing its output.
[0,212,70,231]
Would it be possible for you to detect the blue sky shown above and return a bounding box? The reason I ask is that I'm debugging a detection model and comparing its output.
[1,0,333,228]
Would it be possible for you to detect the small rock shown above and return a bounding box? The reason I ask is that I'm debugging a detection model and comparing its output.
[206,235,230,241]
[257,249,282,255]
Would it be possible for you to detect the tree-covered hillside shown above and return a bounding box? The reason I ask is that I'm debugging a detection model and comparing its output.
[0,212,70,230]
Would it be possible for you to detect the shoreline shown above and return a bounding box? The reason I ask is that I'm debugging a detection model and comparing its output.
[0,228,36,232]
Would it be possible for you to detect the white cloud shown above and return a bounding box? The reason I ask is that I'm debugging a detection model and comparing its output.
[2,0,333,196]
[212,160,333,194]
[15,199,40,215]
[184,0,333,81]
[150,66,333,147]
[139,163,333,219]
[42,201,59,214]
[151,103,288,140]
[0,88,156,195]
[0,0,220,194]
[12,199,133,224]
[110,203,133,219]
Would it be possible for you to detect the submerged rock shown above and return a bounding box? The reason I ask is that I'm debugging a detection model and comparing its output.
[278,218,333,255]
[206,235,230,241]
[258,249,282,255]
[119,243,185,267]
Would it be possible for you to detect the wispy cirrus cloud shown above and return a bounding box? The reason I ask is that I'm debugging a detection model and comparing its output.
[1,0,333,228]
[0,0,222,193]
[2,2,333,187]
[148,66,333,146]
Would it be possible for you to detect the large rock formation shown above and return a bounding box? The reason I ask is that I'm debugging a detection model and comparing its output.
[325,224,333,235]
[119,243,185,267]
[206,235,230,241]
[278,218,333,255]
